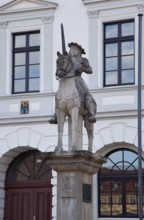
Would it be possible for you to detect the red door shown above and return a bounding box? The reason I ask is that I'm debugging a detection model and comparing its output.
[4,185,52,220]
[34,187,52,220]
[4,150,52,220]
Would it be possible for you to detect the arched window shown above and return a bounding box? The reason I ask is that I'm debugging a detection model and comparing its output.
[98,149,144,217]
[6,150,52,183]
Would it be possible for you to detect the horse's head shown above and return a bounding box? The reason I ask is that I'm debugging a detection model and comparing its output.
[56,51,73,79]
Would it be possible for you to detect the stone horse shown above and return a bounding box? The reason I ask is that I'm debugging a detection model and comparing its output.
[55,52,96,152]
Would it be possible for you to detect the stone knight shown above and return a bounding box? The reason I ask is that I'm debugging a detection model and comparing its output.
[49,42,96,124]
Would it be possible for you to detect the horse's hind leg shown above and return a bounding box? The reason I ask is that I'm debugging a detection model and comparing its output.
[55,109,66,152]
[84,117,94,152]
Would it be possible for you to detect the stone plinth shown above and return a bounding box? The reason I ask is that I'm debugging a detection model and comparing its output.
[45,151,106,220]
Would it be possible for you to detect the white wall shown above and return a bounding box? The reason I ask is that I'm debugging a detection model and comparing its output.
[52,0,90,90]
[0,0,143,220]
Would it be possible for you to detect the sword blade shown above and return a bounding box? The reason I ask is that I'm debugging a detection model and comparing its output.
[61,23,66,53]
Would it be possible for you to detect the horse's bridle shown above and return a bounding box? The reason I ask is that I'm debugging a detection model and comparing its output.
[56,56,75,80]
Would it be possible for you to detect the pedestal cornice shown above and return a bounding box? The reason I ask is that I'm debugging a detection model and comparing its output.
[45,150,106,174]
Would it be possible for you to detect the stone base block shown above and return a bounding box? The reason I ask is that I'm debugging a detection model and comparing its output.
[45,151,106,220]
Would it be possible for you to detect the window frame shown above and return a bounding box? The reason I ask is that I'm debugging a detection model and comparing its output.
[12,31,40,94]
[103,19,135,87]
[98,149,144,218]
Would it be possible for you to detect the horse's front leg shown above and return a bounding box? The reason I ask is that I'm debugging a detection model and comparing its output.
[55,109,66,152]
[69,107,79,151]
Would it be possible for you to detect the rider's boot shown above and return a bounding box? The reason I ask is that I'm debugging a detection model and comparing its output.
[85,95,97,123]
[48,113,57,124]
[87,112,96,123]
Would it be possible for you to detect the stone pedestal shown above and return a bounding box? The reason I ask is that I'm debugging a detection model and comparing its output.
[45,151,106,220]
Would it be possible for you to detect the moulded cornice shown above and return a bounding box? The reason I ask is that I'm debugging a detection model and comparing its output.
[82,0,144,11]
[82,0,140,4]
[82,0,121,5]
[0,0,58,14]
[0,109,143,125]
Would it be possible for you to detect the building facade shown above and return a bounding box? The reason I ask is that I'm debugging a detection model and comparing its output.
[0,0,144,219]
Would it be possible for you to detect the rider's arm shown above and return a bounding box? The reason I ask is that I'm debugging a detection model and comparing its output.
[81,58,93,74]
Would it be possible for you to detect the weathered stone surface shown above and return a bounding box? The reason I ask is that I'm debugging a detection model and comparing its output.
[50,43,97,152]
[45,151,106,220]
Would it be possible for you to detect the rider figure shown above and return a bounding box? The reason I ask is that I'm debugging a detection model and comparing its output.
[49,42,96,124]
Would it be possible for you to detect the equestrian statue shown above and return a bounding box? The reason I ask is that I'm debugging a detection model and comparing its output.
[49,24,97,152]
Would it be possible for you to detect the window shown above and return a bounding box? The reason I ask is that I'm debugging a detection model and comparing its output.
[98,149,144,217]
[6,150,51,182]
[104,20,135,86]
[12,31,40,94]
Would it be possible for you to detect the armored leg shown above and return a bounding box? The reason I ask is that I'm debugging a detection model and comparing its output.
[85,95,97,123]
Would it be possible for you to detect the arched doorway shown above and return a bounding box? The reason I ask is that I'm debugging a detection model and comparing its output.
[4,150,52,220]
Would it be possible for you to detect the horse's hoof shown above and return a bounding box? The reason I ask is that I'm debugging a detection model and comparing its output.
[55,146,63,152]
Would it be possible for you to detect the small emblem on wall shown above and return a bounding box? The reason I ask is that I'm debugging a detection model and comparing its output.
[21,101,29,114]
